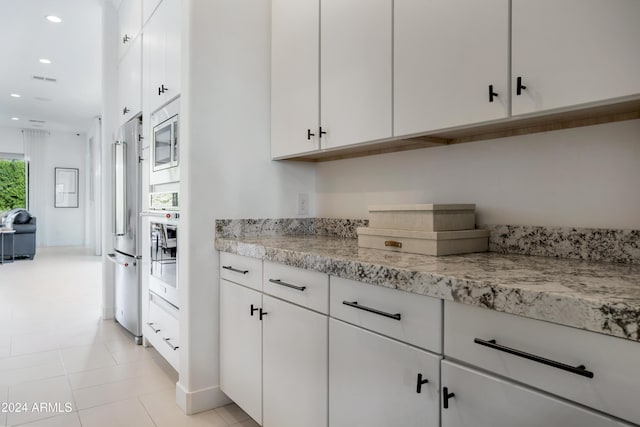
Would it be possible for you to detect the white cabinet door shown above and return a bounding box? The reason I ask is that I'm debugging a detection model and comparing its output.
[142,0,162,25]
[118,0,142,60]
[271,0,320,158]
[118,36,142,126]
[441,361,631,427]
[320,0,392,149]
[142,0,166,114]
[163,0,181,101]
[329,319,440,427]
[394,0,509,136]
[262,296,327,427]
[219,280,262,425]
[512,0,640,115]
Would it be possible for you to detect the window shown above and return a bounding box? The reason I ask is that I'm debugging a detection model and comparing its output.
[0,155,28,211]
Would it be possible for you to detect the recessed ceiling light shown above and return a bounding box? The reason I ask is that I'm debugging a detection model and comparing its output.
[46,15,62,23]
[11,117,20,121]
[10,93,21,98]
[39,58,52,64]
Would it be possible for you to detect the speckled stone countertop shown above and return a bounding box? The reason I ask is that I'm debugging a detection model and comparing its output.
[215,234,640,342]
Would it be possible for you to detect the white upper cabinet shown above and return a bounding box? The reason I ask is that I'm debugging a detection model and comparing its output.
[271,0,320,159]
[142,0,162,26]
[118,36,142,126]
[394,0,509,136]
[320,0,392,150]
[143,0,181,114]
[118,0,142,60]
[512,0,640,115]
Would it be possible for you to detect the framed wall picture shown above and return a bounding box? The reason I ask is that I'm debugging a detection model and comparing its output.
[54,167,79,208]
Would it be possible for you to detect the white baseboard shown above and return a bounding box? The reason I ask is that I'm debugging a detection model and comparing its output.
[176,381,232,415]
[102,305,114,320]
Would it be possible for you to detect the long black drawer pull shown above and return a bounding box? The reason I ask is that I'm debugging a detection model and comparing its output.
[416,373,429,394]
[269,279,306,292]
[342,301,401,321]
[222,265,249,275]
[474,338,594,379]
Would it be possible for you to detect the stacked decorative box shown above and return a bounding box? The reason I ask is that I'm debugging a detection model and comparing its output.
[357,204,489,256]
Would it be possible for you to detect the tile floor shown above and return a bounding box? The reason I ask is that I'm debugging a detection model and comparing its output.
[0,247,257,427]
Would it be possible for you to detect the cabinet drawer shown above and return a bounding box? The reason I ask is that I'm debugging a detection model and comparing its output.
[263,261,329,313]
[220,252,262,291]
[145,293,179,370]
[330,277,442,353]
[445,301,640,425]
[441,361,632,427]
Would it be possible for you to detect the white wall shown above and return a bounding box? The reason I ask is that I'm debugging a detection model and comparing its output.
[0,127,89,246]
[0,127,23,154]
[179,0,316,414]
[316,119,640,229]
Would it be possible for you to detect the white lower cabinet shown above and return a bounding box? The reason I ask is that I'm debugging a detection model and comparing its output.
[441,361,632,427]
[262,295,327,427]
[219,279,263,425]
[329,318,440,427]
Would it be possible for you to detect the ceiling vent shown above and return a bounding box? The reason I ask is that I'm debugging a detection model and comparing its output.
[28,119,46,124]
[32,75,57,83]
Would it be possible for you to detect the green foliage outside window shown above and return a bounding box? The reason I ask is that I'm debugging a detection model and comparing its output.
[0,159,27,211]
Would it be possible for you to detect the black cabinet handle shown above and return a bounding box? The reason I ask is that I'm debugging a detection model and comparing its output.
[122,107,130,115]
[123,34,130,44]
[307,129,315,140]
[342,301,401,321]
[268,279,306,292]
[516,76,527,95]
[158,86,162,96]
[250,304,259,317]
[319,126,327,138]
[443,386,455,409]
[259,308,268,320]
[489,84,498,103]
[474,338,594,379]
[161,84,168,93]
[222,265,249,275]
[416,373,429,394]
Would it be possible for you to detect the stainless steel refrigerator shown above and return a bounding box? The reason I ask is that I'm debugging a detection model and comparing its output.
[108,116,143,344]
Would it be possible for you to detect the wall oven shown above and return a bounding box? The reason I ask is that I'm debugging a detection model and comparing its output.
[150,98,180,185]
[143,191,180,308]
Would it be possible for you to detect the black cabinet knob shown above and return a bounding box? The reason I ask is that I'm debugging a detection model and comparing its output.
[122,34,130,44]
[443,387,455,409]
[259,308,268,320]
[122,107,130,115]
[307,129,315,140]
[489,84,498,103]
[161,84,168,93]
[158,86,162,96]
[319,127,327,138]
[416,373,429,394]
[516,76,527,96]
[250,304,259,316]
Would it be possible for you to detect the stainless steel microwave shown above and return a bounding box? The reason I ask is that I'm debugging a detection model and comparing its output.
[150,98,180,184]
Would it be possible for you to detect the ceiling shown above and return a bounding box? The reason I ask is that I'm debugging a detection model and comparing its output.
[0,0,102,133]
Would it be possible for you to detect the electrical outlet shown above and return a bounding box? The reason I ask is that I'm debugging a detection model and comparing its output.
[297,193,309,216]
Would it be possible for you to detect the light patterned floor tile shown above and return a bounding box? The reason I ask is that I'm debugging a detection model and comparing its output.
[0,351,61,374]
[10,333,61,357]
[78,398,155,427]
[230,418,261,427]
[0,362,66,388]
[67,357,172,390]
[107,341,160,365]
[72,371,174,410]
[14,412,81,427]
[59,343,117,374]
[215,403,251,425]
[6,376,76,426]
[139,389,229,427]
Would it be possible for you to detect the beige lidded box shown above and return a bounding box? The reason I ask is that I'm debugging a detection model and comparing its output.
[368,204,476,232]
[357,227,489,256]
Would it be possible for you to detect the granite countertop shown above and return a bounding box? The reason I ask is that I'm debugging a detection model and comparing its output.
[215,234,640,342]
